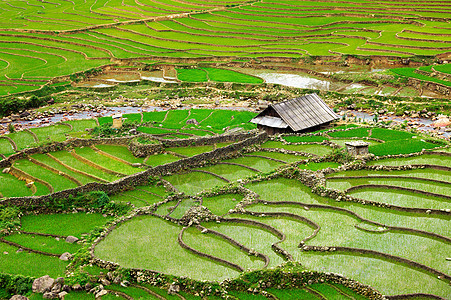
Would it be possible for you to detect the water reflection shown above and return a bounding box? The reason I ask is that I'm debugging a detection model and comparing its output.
[256,72,334,90]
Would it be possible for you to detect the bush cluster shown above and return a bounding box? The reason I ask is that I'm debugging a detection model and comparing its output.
[0,95,47,117]
[0,206,21,236]
[0,274,34,299]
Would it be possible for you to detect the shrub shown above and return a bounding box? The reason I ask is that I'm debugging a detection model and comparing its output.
[7,123,15,133]
[0,274,34,298]
[324,148,353,163]
[0,206,21,235]
[0,95,47,117]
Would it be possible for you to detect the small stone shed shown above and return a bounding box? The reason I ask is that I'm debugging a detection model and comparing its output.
[112,114,123,129]
[250,93,339,135]
[345,140,369,156]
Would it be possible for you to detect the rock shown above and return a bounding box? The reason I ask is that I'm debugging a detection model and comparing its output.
[59,252,71,261]
[71,284,81,291]
[32,275,55,293]
[65,236,79,244]
[99,278,110,286]
[10,296,29,300]
[42,292,57,299]
[62,285,70,292]
[84,283,92,291]
[112,276,122,284]
[51,283,62,293]
[215,100,220,106]
[186,118,199,125]
[95,290,108,298]
[168,283,180,295]
[19,111,30,118]
[120,281,129,287]
[58,291,68,299]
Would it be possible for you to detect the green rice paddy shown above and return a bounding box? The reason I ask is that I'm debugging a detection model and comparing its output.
[261,141,333,156]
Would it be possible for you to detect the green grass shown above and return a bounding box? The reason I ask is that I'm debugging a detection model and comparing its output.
[202,194,244,216]
[13,159,78,192]
[327,176,451,196]
[95,144,144,164]
[347,187,450,209]
[7,131,37,150]
[145,153,181,166]
[106,284,151,300]
[176,68,208,82]
[164,171,227,195]
[370,128,415,141]
[202,67,263,84]
[266,288,321,299]
[282,135,329,143]
[169,198,199,219]
[0,172,32,198]
[166,145,214,157]
[98,116,113,125]
[74,147,140,175]
[21,213,111,238]
[299,162,341,171]
[50,150,122,182]
[137,126,175,135]
[63,119,97,132]
[196,163,257,182]
[328,128,371,138]
[110,187,164,208]
[223,156,284,173]
[248,151,308,163]
[182,226,265,271]
[368,154,451,168]
[434,63,451,74]
[31,153,97,185]
[142,111,168,123]
[30,124,71,143]
[391,67,451,87]
[4,234,81,255]
[326,168,451,183]
[260,141,333,156]
[162,110,191,129]
[0,138,14,157]
[369,139,439,156]
[246,177,328,205]
[0,243,68,278]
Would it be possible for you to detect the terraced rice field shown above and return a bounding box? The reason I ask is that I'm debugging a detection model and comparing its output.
[1,110,450,299]
[0,142,184,197]
[95,150,451,298]
[0,0,450,95]
[0,213,110,278]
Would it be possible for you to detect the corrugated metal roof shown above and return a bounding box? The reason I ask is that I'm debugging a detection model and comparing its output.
[250,115,289,128]
[269,93,339,132]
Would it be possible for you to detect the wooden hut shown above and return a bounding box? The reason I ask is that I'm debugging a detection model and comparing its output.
[250,93,339,135]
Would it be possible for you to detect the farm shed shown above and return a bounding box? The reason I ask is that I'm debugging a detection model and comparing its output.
[250,93,339,135]
[345,140,369,156]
